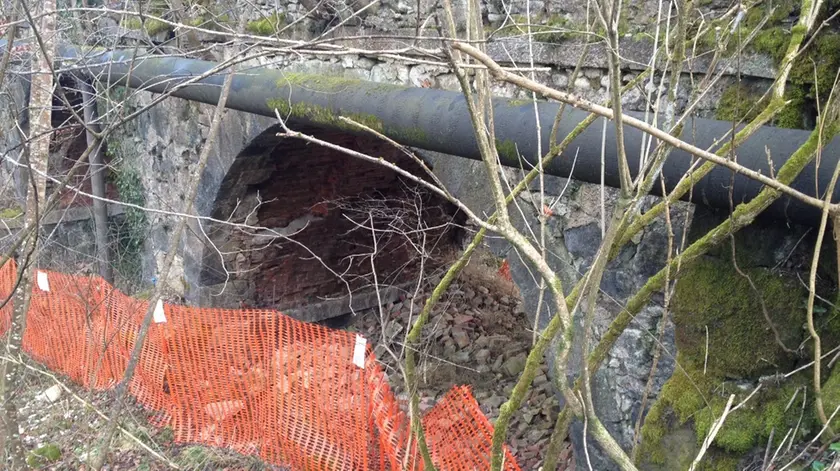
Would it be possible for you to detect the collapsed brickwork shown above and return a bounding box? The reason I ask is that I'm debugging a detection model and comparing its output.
[199,126,462,319]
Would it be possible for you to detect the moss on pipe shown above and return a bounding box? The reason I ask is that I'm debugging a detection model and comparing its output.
[273,74,404,94]
[267,97,386,133]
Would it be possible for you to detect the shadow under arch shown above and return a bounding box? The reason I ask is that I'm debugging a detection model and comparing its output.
[195,124,464,322]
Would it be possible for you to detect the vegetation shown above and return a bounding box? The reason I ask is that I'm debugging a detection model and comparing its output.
[0,207,23,219]
[122,17,173,36]
[245,13,286,35]
[737,0,840,129]
[26,444,61,468]
[637,254,816,469]
[715,84,768,123]
[187,14,232,31]
[105,140,148,290]
[673,257,805,377]
[493,15,576,43]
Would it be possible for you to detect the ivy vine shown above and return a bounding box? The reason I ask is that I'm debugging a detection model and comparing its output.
[106,140,148,290]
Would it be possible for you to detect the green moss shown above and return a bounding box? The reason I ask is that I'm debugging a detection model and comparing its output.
[123,17,173,36]
[123,17,141,29]
[390,126,430,146]
[493,14,583,43]
[275,102,425,144]
[775,119,839,185]
[187,14,232,31]
[745,0,798,31]
[673,257,805,377]
[495,139,519,160]
[776,85,809,129]
[274,73,403,94]
[26,443,61,468]
[507,98,532,107]
[616,6,633,37]
[639,400,666,461]
[752,27,789,63]
[716,84,768,123]
[105,139,148,289]
[695,403,760,453]
[0,207,22,219]
[267,98,385,133]
[736,0,840,128]
[697,378,811,454]
[246,13,287,35]
[685,5,754,55]
[821,366,840,429]
[120,0,171,35]
[638,360,711,465]
[639,365,813,467]
[639,246,823,467]
[789,32,840,100]
[267,76,432,145]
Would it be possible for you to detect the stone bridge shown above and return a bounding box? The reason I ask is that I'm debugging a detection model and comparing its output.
[1,1,839,468]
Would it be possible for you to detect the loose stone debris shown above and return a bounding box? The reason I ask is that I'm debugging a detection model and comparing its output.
[347,262,574,471]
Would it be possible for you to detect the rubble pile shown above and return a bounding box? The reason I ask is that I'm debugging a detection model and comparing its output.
[350,267,574,470]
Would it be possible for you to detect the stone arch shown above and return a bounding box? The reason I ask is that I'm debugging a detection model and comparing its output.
[191,124,463,322]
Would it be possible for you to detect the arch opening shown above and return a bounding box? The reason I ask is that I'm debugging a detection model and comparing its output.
[198,125,464,321]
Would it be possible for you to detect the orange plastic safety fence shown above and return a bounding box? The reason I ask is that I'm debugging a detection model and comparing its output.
[0,260,521,471]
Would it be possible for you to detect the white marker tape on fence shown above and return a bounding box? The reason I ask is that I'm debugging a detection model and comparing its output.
[153,299,167,323]
[353,335,367,368]
[36,271,50,292]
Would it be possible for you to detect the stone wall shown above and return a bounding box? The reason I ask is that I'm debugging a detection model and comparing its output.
[0,76,120,277]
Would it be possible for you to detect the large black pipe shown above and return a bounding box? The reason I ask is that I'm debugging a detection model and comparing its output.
[30,45,840,226]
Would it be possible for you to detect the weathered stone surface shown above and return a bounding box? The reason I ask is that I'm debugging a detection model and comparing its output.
[502,352,528,378]
[101,91,276,298]
[351,271,569,469]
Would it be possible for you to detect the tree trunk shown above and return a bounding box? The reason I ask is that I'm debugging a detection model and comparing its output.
[1,0,55,466]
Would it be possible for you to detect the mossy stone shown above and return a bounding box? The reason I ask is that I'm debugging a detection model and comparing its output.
[638,365,813,469]
[26,443,61,468]
[246,13,287,35]
[776,86,809,129]
[725,0,840,129]
[123,18,173,36]
[673,257,805,378]
[638,359,713,465]
[492,14,580,43]
[820,366,840,429]
[715,84,768,123]
[495,138,520,161]
[0,207,22,219]
[639,230,815,469]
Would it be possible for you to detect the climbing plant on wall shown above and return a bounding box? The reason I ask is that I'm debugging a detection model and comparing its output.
[106,140,148,291]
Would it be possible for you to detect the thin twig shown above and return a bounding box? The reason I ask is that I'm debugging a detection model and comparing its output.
[689,394,736,471]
